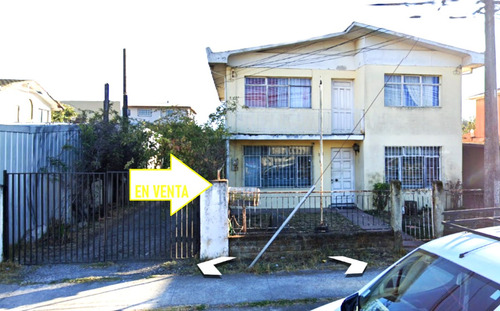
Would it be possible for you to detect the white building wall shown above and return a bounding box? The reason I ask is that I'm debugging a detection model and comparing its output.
[0,89,52,123]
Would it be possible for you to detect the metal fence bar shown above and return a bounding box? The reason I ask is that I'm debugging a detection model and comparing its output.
[3,171,200,264]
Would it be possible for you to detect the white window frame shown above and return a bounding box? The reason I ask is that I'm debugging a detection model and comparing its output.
[245,77,312,108]
[385,146,441,189]
[244,146,312,188]
[137,108,153,117]
[384,74,440,107]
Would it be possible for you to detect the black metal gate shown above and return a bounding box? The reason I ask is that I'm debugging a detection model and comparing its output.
[2,171,200,264]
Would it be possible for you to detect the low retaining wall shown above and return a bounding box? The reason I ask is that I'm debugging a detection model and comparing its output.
[230,231,395,259]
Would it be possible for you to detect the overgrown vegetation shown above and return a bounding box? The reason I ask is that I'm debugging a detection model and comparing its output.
[52,103,78,123]
[462,117,476,135]
[373,182,390,212]
[75,104,229,179]
[78,111,154,171]
[0,262,23,284]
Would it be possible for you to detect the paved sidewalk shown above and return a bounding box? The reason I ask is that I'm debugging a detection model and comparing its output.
[0,262,384,310]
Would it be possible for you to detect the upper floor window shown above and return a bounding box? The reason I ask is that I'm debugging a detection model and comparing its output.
[245,77,311,108]
[384,75,440,107]
[138,108,152,117]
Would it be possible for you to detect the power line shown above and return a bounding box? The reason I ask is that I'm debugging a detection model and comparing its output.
[210,30,414,89]
[312,39,420,188]
[234,28,380,69]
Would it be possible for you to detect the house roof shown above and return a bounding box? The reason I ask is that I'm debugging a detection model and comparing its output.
[206,21,484,71]
[468,89,500,100]
[0,79,63,110]
[128,104,197,115]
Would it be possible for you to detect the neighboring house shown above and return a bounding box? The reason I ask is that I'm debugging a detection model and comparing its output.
[128,104,196,122]
[62,100,121,118]
[0,79,63,123]
[461,91,500,189]
[207,22,483,193]
[462,90,500,144]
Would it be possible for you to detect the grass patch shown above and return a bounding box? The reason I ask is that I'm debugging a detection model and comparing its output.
[215,247,401,275]
[151,297,334,310]
[159,258,199,275]
[0,262,23,284]
[52,276,121,284]
[84,261,115,269]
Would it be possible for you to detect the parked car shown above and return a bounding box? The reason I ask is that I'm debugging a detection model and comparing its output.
[314,225,500,311]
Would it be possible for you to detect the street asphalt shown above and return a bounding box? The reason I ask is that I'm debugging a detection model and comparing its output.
[0,261,386,310]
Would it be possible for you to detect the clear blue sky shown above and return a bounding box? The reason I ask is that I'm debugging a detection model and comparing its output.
[0,0,493,122]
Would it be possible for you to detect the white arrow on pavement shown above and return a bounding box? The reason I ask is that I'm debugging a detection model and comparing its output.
[329,256,367,276]
[197,257,236,277]
[129,154,212,216]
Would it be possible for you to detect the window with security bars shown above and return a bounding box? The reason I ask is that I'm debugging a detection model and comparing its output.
[245,77,311,108]
[385,146,441,189]
[384,75,440,107]
[244,146,312,188]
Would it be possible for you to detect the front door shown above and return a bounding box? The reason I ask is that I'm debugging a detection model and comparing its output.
[331,148,355,205]
[332,80,354,133]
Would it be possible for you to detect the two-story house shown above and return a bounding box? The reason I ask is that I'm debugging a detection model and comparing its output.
[207,22,483,195]
[462,90,500,189]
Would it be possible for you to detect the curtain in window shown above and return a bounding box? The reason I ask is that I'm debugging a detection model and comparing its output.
[290,78,311,108]
[403,76,421,107]
[245,77,311,108]
[385,84,401,107]
[268,86,288,107]
[290,86,311,108]
[422,76,439,107]
[384,75,401,107]
[384,75,440,107]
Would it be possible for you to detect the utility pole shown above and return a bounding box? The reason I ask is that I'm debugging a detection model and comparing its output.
[122,48,129,123]
[316,79,328,233]
[103,83,110,123]
[483,0,499,209]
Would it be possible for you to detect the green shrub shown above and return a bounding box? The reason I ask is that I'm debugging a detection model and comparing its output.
[373,182,390,212]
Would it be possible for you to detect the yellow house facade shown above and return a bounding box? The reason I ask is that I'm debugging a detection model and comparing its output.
[207,22,483,194]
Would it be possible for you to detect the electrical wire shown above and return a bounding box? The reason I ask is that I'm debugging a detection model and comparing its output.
[312,38,420,188]
[230,27,371,69]
[210,29,415,89]
[234,28,380,69]
[263,37,409,68]
[210,29,420,190]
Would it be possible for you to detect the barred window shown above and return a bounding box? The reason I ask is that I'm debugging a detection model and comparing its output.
[245,77,311,108]
[385,75,440,107]
[385,146,440,189]
[244,146,312,188]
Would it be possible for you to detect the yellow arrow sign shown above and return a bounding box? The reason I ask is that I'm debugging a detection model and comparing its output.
[129,154,212,215]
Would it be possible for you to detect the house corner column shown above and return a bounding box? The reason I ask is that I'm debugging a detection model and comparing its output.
[200,180,229,260]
